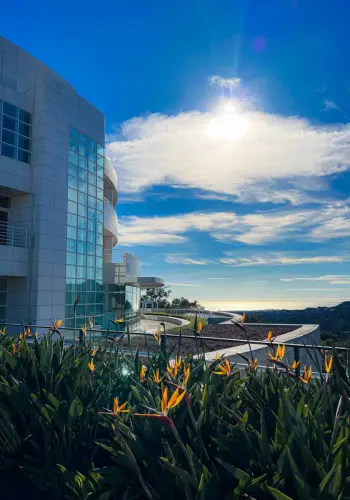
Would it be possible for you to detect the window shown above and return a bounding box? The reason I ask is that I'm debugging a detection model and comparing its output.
[0,100,32,163]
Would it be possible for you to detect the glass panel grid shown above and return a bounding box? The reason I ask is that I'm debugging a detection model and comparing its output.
[65,127,104,325]
[0,100,32,164]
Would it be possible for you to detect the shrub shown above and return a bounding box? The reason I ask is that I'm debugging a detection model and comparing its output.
[0,329,348,499]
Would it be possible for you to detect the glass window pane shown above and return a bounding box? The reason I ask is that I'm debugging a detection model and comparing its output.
[79,133,88,146]
[88,219,96,232]
[96,268,102,280]
[88,231,95,244]
[2,129,16,146]
[78,229,86,241]
[68,201,77,215]
[68,175,78,189]
[88,151,96,163]
[68,162,77,177]
[97,155,104,166]
[77,267,86,279]
[19,109,31,124]
[78,192,87,205]
[89,139,96,152]
[77,241,87,254]
[68,151,78,164]
[96,257,103,268]
[88,196,96,209]
[67,239,77,252]
[88,160,96,174]
[87,255,95,267]
[3,101,17,118]
[97,176,104,190]
[88,173,96,186]
[67,226,76,239]
[97,188,103,200]
[69,140,78,153]
[69,128,79,142]
[97,144,104,156]
[88,208,96,220]
[88,243,95,255]
[96,233,103,246]
[96,211,103,223]
[78,169,87,181]
[18,149,31,164]
[18,135,31,151]
[1,143,15,159]
[68,188,77,202]
[66,266,76,279]
[78,204,87,217]
[2,115,16,132]
[0,279,7,292]
[96,245,103,257]
[66,252,76,265]
[88,184,96,196]
[78,216,87,229]
[97,200,103,212]
[79,156,88,170]
[77,254,86,267]
[78,180,87,193]
[79,145,87,157]
[97,164,104,178]
[18,122,31,138]
[96,222,103,234]
[87,267,95,279]
[77,279,86,292]
[67,214,77,227]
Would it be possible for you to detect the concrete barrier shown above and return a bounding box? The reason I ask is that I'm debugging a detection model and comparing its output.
[141,314,190,328]
[197,324,321,369]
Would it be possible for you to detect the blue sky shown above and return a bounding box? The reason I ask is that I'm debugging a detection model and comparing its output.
[3,0,350,309]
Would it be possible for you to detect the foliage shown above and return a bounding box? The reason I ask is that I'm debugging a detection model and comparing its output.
[141,286,172,307]
[144,311,208,330]
[0,330,349,499]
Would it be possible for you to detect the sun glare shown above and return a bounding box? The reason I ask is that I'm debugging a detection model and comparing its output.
[206,101,249,141]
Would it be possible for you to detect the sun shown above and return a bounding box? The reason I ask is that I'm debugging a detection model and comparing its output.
[206,102,249,141]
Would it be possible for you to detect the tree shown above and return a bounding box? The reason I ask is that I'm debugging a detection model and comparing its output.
[141,286,172,308]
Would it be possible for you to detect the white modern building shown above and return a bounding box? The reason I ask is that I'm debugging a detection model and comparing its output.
[0,37,163,331]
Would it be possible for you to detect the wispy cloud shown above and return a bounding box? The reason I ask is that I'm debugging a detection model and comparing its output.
[118,202,350,246]
[281,275,350,285]
[321,100,340,112]
[209,75,241,89]
[220,255,349,267]
[168,282,199,287]
[165,255,215,265]
[107,98,350,203]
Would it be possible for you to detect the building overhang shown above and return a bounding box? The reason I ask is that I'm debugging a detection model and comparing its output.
[137,277,165,289]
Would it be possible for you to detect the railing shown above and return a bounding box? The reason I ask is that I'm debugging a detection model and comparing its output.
[0,221,28,248]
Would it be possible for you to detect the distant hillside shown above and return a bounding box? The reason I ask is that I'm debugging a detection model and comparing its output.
[243,301,350,338]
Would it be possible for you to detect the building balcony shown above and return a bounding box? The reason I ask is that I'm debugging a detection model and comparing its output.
[0,222,29,277]
[103,197,118,245]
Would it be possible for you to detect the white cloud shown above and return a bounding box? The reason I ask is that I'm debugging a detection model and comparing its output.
[281,275,350,285]
[118,202,350,246]
[107,99,350,203]
[220,255,349,267]
[209,75,241,89]
[165,255,215,265]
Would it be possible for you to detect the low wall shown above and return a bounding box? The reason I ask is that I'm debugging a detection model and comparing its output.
[141,314,190,328]
[198,324,321,369]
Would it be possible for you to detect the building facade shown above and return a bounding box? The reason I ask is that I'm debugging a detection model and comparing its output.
[0,37,164,331]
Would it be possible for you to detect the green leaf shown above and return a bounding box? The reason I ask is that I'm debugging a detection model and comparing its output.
[69,397,83,419]
[320,464,342,498]
[266,486,294,500]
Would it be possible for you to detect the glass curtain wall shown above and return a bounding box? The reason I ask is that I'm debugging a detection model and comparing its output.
[65,128,104,328]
